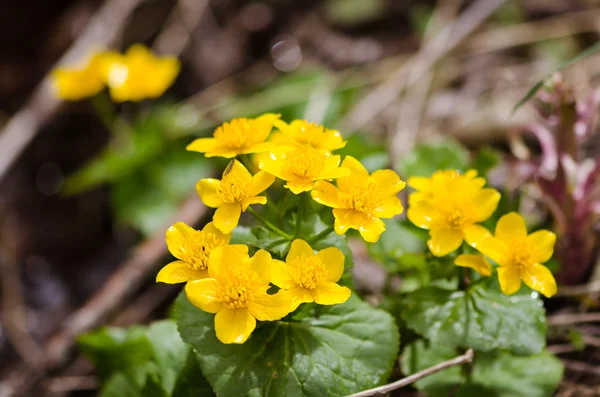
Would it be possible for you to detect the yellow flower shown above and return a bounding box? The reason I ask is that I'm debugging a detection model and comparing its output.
[156,221,231,283]
[185,246,291,344]
[312,156,406,243]
[407,169,501,257]
[271,119,346,152]
[51,52,107,100]
[197,160,275,233]
[271,239,351,311]
[258,146,349,194]
[187,114,280,158]
[454,254,492,277]
[475,212,557,297]
[103,44,180,102]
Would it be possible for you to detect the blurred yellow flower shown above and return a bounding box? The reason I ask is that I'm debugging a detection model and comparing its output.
[197,160,275,233]
[187,114,280,158]
[475,212,557,297]
[271,239,351,311]
[258,146,348,194]
[271,119,346,152]
[51,53,107,100]
[407,170,500,257]
[454,254,492,277]
[185,246,291,344]
[104,44,180,102]
[156,222,231,283]
[312,156,405,243]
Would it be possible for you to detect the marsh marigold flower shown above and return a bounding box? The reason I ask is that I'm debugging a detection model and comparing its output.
[271,239,351,311]
[312,156,405,243]
[187,114,280,158]
[185,245,291,344]
[258,146,348,194]
[407,170,501,257]
[51,53,107,100]
[475,212,557,297]
[103,44,180,102]
[271,119,347,152]
[197,160,275,233]
[156,221,231,283]
[454,254,492,277]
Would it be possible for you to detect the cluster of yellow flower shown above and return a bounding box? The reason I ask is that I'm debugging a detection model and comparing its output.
[407,170,558,298]
[51,44,180,102]
[157,114,406,343]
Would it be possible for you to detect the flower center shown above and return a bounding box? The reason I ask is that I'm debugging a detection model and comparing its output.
[217,271,261,309]
[340,178,373,212]
[284,147,327,178]
[179,231,223,270]
[218,171,249,203]
[511,240,534,269]
[214,118,253,149]
[290,255,327,289]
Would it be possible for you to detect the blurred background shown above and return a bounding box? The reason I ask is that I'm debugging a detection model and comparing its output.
[1,0,600,396]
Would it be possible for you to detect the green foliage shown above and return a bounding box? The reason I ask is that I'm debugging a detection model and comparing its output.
[368,219,427,273]
[402,341,563,397]
[470,147,500,178]
[401,285,547,355]
[79,321,214,397]
[324,0,387,27]
[336,134,390,173]
[176,292,399,397]
[397,139,470,178]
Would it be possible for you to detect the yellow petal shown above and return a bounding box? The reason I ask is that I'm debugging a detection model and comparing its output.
[187,138,232,157]
[371,196,404,218]
[213,203,242,234]
[208,245,248,280]
[341,156,368,177]
[522,263,557,298]
[320,155,350,180]
[247,290,292,321]
[287,239,315,264]
[271,259,297,290]
[407,176,432,192]
[156,260,208,283]
[311,282,351,305]
[407,201,435,229]
[427,228,463,256]
[357,214,386,243]
[241,196,267,211]
[527,230,556,263]
[463,224,492,250]
[185,278,222,313]
[225,159,252,181]
[285,178,315,194]
[201,221,231,244]
[253,113,280,142]
[472,188,501,222]
[196,179,224,208]
[454,255,492,277]
[370,170,406,195]
[248,249,272,285]
[242,141,278,155]
[165,222,195,259]
[249,171,275,196]
[288,287,314,311]
[312,180,344,209]
[478,236,511,267]
[258,154,286,179]
[316,247,345,282]
[214,308,256,344]
[497,266,522,295]
[495,212,527,243]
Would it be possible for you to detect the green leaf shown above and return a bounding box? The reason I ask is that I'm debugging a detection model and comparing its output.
[470,147,500,179]
[336,134,389,173]
[176,292,400,397]
[397,140,469,178]
[402,341,563,397]
[512,41,600,114]
[401,285,547,355]
[251,226,291,258]
[100,364,164,397]
[78,326,153,380]
[368,219,427,273]
[171,352,216,397]
[146,321,190,393]
[231,226,257,246]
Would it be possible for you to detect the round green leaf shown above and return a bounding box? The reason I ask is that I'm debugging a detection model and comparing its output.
[176,293,399,397]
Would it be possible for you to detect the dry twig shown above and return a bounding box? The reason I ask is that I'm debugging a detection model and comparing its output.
[548,312,600,326]
[345,349,474,397]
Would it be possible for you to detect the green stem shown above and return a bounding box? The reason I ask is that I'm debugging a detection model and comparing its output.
[309,225,334,243]
[294,192,307,238]
[89,92,129,144]
[247,207,292,240]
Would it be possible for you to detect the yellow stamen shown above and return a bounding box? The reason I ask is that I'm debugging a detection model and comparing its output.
[217,271,261,309]
[285,147,327,178]
[218,171,250,203]
[178,232,224,270]
[214,118,253,149]
[290,255,327,289]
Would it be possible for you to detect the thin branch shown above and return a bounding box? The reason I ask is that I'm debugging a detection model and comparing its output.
[152,0,210,56]
[345,349,474,397]
[44,376,98,393]
[548,312,600,326]
[0,0,147,182]
[561,359,600,377]
[555,280,600,297]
